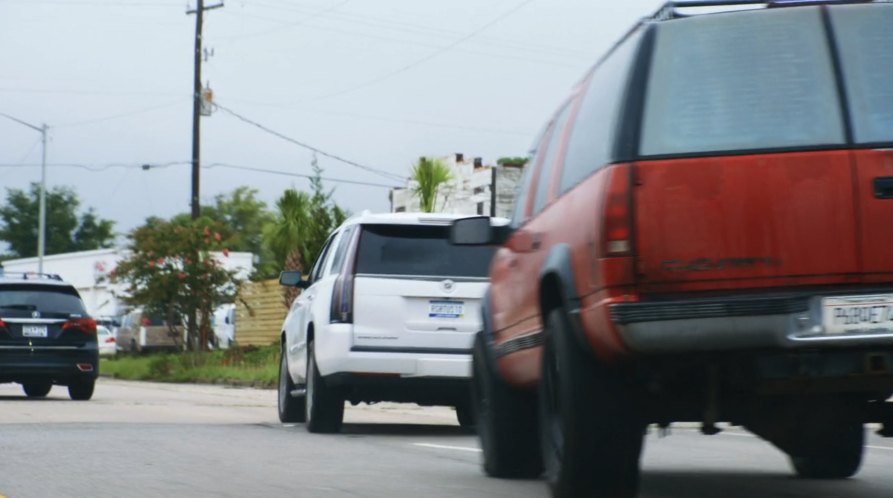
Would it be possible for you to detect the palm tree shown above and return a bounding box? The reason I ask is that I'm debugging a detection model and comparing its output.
[411,157,452,213]
[265,189,312,307]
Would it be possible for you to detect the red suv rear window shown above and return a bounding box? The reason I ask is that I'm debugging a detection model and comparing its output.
[640,7,845,157]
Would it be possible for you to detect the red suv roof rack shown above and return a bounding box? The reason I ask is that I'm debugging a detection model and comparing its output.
[652,0,876,20]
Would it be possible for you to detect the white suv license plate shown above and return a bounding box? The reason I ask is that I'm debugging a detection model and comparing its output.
[22,325,48,338]
[429,300,465,319]
[822,295,893,336]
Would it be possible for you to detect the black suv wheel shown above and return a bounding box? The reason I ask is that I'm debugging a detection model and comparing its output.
[22,381,53,398]
[68,379,95,401]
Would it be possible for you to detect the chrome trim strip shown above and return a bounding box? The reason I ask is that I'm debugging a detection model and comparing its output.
[1,318,67,324]
[610,297,809,325]
[0,345,80,350]
[349,346,471,355]
[494,331,544,358]
[354,274,489,282]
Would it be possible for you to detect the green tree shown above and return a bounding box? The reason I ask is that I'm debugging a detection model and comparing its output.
[411,157,452,213]
[0,183,115,258]
[265,189,313,275]
[173,186,275,279]
[111,217,241,352]
[496,156,529,167]
[263,155,347,305]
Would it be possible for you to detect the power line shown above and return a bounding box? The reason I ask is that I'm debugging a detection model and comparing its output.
[219,10,577,70]
[308,0,537,101]
[216,0,352,42]
[205,162,399,189]
[219,97,533,137]
[53,98,188,128]
[0,160,401,189]
[213,102,405,182]
[0,161,188,171]
[0,87,182,97]
[215,6,579,69]
[1,0,182,6]
[239,0,589,59]
[15,136,42,163]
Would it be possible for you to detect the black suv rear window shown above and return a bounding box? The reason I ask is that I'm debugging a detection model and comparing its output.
[640,7,845,157]
[830,4,893,145]
[0,284,87,315]
[356,224,495,277]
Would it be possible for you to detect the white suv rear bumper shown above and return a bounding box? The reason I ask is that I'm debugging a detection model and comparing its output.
[314,324,471,378]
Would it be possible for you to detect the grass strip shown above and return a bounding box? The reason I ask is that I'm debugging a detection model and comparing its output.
[100,344,279,388]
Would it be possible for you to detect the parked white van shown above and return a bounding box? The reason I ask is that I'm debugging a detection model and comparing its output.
[212,303,236,349]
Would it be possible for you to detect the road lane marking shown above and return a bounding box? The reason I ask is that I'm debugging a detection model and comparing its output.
[414,443,482,453]
[720,431,893,451]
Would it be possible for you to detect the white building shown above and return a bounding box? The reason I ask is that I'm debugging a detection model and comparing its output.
[0,248,254,317]
[390,153,525,217]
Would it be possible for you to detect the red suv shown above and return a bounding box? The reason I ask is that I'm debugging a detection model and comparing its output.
[451,1,893,496]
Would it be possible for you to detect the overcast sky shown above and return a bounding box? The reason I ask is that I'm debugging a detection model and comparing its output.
[1,0,663,239]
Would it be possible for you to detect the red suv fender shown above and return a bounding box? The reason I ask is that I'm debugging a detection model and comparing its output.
[538,244,592,357]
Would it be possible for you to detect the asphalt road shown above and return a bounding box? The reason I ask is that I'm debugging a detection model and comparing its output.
[2,379,893,498]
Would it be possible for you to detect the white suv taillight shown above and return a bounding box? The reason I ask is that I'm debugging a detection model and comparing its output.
[330,274,355,324]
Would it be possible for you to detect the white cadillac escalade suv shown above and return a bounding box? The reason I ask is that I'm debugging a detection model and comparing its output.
[277,212,501,433]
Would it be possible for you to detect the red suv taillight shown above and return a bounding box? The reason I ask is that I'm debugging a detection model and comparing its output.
[602,164,634,257]
[0,318,7,330]
[63,318,97,335]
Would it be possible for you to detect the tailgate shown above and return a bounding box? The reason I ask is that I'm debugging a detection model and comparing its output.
[854,149,893,278]
[633,151,859,290]
[351,276,487,352]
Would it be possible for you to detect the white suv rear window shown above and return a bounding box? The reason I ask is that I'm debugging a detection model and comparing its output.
[356,224,495,278]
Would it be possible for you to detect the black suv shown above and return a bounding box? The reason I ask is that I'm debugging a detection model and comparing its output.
[0,272,98,400]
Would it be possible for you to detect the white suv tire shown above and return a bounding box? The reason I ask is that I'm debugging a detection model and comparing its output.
[305,339,345,433]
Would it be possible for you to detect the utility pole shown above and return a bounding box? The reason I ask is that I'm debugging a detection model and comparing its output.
[490,166,497,217]
[1,113,48,273]
[186,1,223,352]
[187,0,223,220]
[38,124,48,273]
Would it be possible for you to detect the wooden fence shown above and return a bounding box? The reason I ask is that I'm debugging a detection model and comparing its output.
[234,279,288,346]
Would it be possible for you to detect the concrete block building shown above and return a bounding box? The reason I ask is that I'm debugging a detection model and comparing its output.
[389,153,525,217]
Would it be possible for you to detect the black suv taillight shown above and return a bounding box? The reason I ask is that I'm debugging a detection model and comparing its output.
[330,274,355,324]
[63,318,97,335]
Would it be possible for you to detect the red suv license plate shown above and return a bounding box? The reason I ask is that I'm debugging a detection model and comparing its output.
[822,295,893,336]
